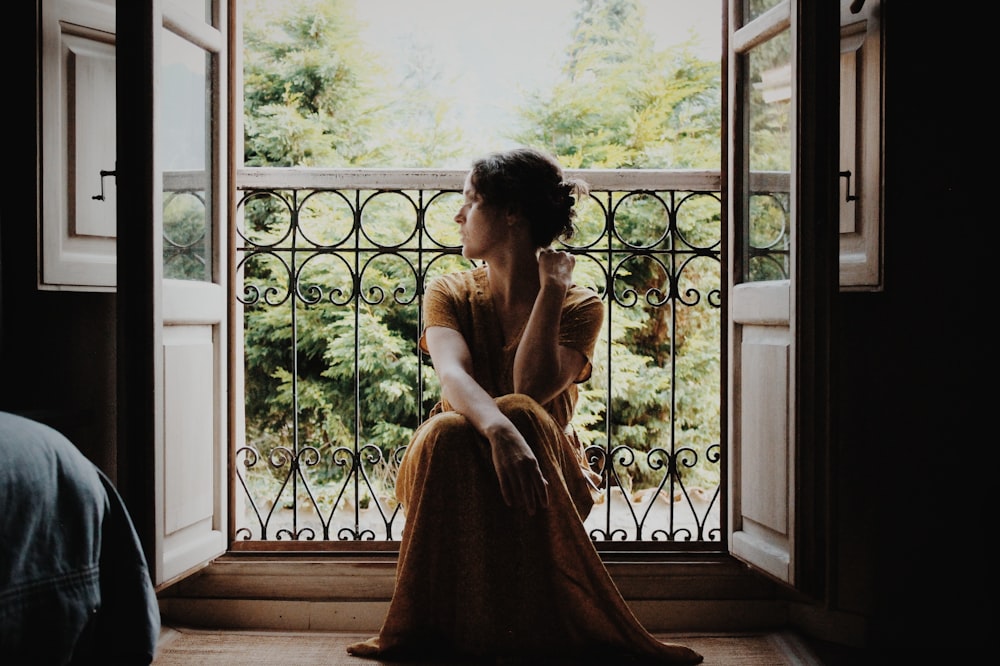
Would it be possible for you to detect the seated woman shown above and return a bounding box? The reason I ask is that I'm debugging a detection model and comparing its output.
[348,148,702,664]
[0,411,160,665]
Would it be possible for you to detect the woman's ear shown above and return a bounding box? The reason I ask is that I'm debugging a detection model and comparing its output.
[505,209,519,227]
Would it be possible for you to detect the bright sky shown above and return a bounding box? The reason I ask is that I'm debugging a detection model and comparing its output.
[353,0,721,156]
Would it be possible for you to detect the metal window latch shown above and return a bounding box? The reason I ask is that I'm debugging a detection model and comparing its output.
[839,170,858,202]
[92,169,116,201]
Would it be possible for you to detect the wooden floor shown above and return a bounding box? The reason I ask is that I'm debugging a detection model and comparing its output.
[152,626,851,665]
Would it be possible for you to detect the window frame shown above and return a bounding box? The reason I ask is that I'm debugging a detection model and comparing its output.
[148,0,839,625]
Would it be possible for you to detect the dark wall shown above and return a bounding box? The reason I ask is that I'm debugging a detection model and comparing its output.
[1,2,118,477]
[834,4,986,652]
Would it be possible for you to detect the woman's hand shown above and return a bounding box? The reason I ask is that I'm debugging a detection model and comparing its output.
[486,423,550,515]
[513,248,586,403]
[536,247,575,291]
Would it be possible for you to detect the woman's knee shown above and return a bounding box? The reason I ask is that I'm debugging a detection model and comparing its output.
[496,393,548,420]
[408,412,477,457]
[495,394,549,429]
[399,411,487,487]
[430,411,475,436]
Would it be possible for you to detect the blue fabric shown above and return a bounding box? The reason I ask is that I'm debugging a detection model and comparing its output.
[0,412,160,665]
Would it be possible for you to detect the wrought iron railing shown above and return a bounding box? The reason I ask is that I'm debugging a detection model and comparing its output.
[230,168,726,551]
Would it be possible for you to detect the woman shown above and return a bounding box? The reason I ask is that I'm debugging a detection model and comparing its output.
[347,148,702,665]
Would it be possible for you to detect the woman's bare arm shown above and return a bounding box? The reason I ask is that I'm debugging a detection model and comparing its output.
[424,326,549,513]
[513,249,588,403]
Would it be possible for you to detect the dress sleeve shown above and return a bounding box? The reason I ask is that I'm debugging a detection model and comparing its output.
[418,274,462,354]
[559,287,605,383]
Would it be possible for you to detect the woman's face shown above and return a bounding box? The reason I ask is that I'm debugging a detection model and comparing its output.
[456,172,505,260]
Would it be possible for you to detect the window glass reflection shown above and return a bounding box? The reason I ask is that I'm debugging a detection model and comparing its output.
[745,0,783,23]
[170,0,212,24]
[746,28,791,281]
[161,29,213,282]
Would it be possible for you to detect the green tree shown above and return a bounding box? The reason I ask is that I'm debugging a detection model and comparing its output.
[242,0,389,166]
[242,0,467,168]
[512,0,723,493]
[515,0,720,169]
[240,0,436,507]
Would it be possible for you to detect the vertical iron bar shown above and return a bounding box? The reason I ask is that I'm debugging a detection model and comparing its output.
[291,190,301,536]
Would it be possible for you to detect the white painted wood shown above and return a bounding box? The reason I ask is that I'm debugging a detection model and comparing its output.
[163,325,216,534]
[731,1,789,53]
[726,1,798,589]
[161,325,227,580]
[729,281,795,585]
[156,4,230,586]
[739,332,790,535]
[732,281,790,325]
[40,0,117,290]
[118,0,229,587]
[838,0,884,290]
[163,280,226,324]
[732,529,789,582]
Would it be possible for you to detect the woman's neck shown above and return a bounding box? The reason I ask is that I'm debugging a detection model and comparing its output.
[486,252,539,309]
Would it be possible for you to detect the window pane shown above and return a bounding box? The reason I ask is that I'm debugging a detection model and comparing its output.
[745,0,783,23]
[170,0,212,24]
[746,28,791,282]
[161,29,213,282]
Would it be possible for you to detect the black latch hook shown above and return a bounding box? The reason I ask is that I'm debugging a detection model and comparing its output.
[93,169,116,201]
[839,170,858,203]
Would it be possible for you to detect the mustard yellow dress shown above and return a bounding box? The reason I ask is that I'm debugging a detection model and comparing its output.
[347,266,702,665]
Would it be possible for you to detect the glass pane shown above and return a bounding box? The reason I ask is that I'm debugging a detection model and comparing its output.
[161,29,213,282]
[170,0,212,24]
[746,28,791,282]
[746,0,783,23]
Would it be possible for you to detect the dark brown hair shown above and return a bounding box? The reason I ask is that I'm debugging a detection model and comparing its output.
[470,147,589,248]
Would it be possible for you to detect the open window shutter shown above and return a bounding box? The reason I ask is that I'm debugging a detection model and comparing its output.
[725,0,837,597]
[117,0,230,587]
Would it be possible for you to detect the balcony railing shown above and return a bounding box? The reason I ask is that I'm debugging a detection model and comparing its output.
[229,168,726,552]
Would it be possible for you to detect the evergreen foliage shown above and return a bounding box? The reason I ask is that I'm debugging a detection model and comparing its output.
[240,0,722,515]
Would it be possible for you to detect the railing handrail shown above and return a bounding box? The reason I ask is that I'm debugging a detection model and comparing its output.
[236,167,723,192]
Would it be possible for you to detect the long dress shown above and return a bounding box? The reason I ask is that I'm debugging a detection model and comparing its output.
[347,266,703,665]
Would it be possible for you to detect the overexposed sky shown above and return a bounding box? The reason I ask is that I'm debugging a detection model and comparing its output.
[354,0,721,154]
[355,0,721,65]
[244,0,722,160]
